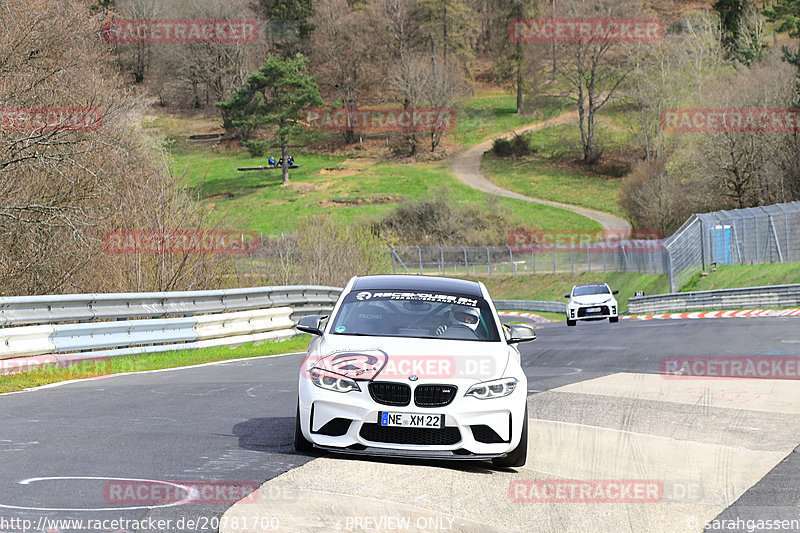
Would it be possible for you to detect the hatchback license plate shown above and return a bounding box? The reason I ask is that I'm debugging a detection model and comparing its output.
[586,307,601,313]
[380,412,443,429]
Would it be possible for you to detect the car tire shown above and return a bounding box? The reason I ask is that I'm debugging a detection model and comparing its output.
[294,401,314,453]
[609,317,619,323]
[493,406,528,468]
[566,319,576,326]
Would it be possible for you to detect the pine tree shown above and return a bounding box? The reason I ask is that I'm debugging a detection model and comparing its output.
[218,54,322,185]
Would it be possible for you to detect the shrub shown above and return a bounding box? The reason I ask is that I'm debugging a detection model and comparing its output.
[491,134,532,157]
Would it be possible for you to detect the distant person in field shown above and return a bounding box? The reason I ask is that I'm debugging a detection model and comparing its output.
[268,156,276,166]
[288,155,294,166]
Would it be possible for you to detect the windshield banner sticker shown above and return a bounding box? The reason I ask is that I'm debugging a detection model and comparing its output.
[354,291,478,307]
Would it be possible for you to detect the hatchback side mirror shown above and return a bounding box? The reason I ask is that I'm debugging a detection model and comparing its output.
[564,293,570,298]
[612,290,619,295]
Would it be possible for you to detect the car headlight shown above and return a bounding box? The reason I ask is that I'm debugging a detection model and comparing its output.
[309,367,361,393]
[465,378,518,399]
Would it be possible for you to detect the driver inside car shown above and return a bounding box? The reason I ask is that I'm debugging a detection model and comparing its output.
[435,304,480,337]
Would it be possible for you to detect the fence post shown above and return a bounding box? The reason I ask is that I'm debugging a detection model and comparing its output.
[485,247,492,276]
[531,247,536,274]
[417,246,423,275]
[551,246,556,274]
[699,218,705,271]
[586,248,591,273]
[506,245,515,274]
[569,243,574,274]
[390,246,397,273]
[666,245,675,293]
[439,246,445,274]
[461,246,468,273]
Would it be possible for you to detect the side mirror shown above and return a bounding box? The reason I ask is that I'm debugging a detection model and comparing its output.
[507,323,537,344]
[564,293,570,298]
[612,290,619,295]
[296,314,327,336]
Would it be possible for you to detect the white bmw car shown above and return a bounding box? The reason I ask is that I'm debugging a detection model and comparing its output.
[564,283,619,326]
[294,274,534,468]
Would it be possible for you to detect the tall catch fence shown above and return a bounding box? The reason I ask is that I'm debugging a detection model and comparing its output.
[665,202,800,292]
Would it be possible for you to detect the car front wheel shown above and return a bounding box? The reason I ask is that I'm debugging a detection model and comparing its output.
[567,319,576,326]
[609,317,619,323]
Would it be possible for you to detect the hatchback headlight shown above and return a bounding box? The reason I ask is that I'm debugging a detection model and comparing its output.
[309,367,360,393]
[465,378,518,399]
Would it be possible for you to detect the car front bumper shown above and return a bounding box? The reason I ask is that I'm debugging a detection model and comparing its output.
[298,378,527,457]
[567,303,618,321]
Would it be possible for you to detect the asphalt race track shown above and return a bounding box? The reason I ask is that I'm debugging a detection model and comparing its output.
[1,317,799,533]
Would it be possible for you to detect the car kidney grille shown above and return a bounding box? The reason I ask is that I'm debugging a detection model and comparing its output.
[359,424,461,445]
[368,382,411,406]
[414,385,457,407]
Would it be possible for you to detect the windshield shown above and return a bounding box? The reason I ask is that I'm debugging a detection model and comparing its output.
[330,290,500,342]
[573,285,611,296]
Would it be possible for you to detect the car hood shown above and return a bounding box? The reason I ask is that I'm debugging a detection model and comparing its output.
[571,294,615,305]
[306,334,511,386]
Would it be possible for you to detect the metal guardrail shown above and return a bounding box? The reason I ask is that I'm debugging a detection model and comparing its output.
[0,286,343,374]
[494,300,566,314]
[0,286,342,327]
[627,284,800,314]
[0,308,295,361]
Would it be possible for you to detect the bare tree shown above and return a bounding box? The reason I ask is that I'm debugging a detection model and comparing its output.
[548,0,645,164]
[112,0,162,83]
[628,12,724,160]
[309,0,374,143]
[0,0,228,295]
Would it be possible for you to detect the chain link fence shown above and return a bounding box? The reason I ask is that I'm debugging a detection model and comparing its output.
[666,201,800,292]
[388,243,667,277]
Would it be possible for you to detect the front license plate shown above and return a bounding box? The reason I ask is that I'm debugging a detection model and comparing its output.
[585,307,601,313]
[380,412,443,429]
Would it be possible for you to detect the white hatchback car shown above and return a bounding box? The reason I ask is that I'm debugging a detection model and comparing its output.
[294,274,534,468]
[564,283,619,326]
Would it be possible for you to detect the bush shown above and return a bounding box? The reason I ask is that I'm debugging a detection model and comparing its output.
[376,190,513,246]
[492,138,513,157]
[491,134,532,157]
[258,214,389,287]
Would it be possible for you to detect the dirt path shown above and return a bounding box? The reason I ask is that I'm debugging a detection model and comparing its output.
[450,111,631,231]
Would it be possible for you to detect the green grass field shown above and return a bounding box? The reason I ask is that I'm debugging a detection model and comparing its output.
[451,91,570,146]
[172,146,602,235]
[0,336,310,394]
[681,264,800,292]
[479,103,641,217]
